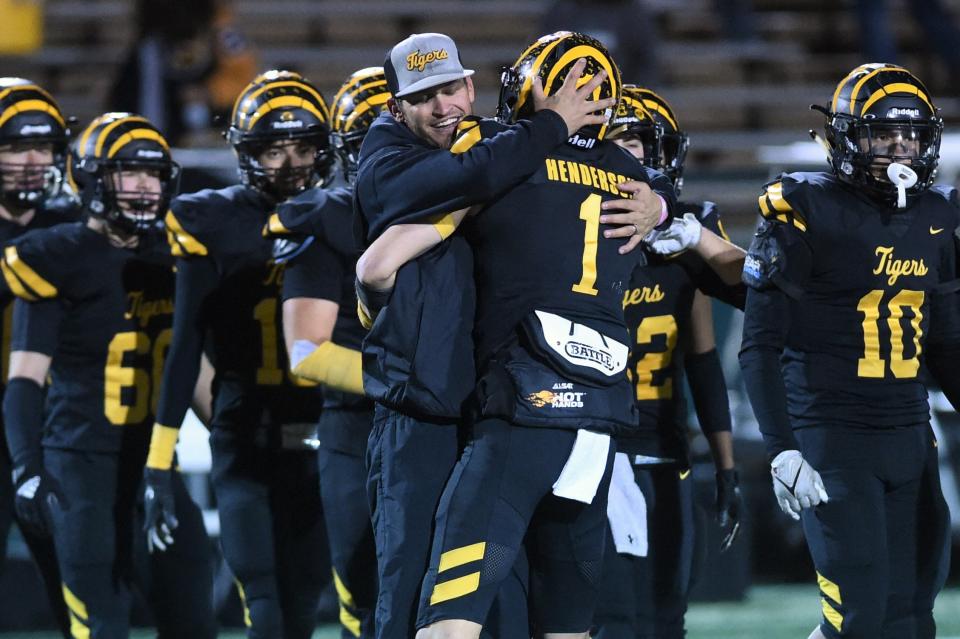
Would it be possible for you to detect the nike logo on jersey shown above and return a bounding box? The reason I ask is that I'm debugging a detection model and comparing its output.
[930,226,944,235]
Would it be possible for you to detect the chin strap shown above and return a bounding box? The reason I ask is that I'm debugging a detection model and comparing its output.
[887,162,918,208]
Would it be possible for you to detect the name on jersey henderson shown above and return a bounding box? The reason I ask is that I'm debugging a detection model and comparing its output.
[545,157,631,197]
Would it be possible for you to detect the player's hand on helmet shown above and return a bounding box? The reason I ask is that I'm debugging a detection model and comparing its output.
[533,58,618,137]
[12,462,68,538]
[647,212,703,255]
[715,468,742,552]
[143,467,178,553]
[770,450,829,521]
[599,181,665,254]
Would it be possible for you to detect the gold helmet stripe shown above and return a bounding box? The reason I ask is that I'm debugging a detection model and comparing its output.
[107,127,170,158]
[245,96,326,131]
[343,92,390,132]
[0,99,66,129]
[641,99,678,132]
[514,36,567,115]
[233,81,328,128]
[0,84,59,108]
[845,66,909,114]
[545,45,618,139]
[331,68,385,120]
[859,82,933,116]
[334,79,388,124]
[92,115,150,157]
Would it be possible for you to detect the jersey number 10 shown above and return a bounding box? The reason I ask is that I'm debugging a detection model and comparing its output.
[857,288,924,379]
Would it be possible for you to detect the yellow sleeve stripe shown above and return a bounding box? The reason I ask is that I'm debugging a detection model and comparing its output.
[292,341,364,395]
[817,571,842,605]
[431,212,459,240]
[2,246,57,299]
[450,122,482,155]
[716,217,731,242]
[264,212,290,236]
[357,300,374,330]
[332,568,364,637]
[62,583,89,621]
[146,423,180,470]
[430,572,481,605]
[438,541,486,573]
[821,598,843,633]
[164,210,208,256]
[759,184,807,232]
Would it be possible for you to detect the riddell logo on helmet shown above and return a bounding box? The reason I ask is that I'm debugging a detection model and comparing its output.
[888,107,921,118]
[272,119,304,129]
[567,134,596,149]
[19,124,52,135]
[136,149,164,159]
[406,48,449,72]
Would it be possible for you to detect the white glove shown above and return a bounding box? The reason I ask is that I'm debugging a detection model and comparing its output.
[770,450,829,521]
[646,212,702,255]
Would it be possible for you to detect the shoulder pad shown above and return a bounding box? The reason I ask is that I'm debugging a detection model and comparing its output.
[1,224,78,301]
[450,117,507,155]
[263,187,352,241]
[743,218,811,298]
[165,208,209,257]
[758,174,811,233]
[930,185,960,208]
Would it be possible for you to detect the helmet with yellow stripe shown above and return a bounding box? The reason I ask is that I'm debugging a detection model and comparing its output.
[819,63,942,203]
[73,113,180,234]
[226,70,334,198]
[330,67,390,184]
[0,77,69,212]
[497,31,620,144]
[621,86,688,195]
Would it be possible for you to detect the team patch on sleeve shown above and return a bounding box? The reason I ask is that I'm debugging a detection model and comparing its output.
[758,181,807,232]
[1,244,59,301]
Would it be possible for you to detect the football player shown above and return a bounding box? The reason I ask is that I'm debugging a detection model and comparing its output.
[142,70,331,639]
[352,31,629,639]
[593,86,746,639]
[412,33,676,638]
[739,64,960,639]
[0,77,75,637]
[2,113,215,638]
[261,67,390,638]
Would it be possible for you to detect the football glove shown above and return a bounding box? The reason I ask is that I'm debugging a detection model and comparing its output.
[715,468,742,552]
[770,450,829,520]
[143,467,178,553]
[12,462,67,538]
[647,212,702,255]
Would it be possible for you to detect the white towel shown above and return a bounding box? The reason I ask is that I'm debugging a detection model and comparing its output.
[606,452,648,558]
[290,339,319,370]
[551,429,611,504]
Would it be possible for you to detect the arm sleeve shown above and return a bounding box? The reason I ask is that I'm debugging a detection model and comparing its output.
[10,297,63,355]
[684,348,732,434]
[360,111,568,238]
[150,257,219,469]
[926,236,960,409]
[644,167,678,229]
[738,286,799,460]
[282,240,344,303]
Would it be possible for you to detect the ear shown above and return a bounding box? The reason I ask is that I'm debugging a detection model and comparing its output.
[387,98,404,122]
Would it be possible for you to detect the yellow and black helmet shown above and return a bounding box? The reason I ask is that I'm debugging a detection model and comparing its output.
[226,70,335,197]
[330,67,391,184]
[497,31,621,143]
[0,78,70,210]
[73,113,180,234]
[626,86,689,193]
[818,63,941,202]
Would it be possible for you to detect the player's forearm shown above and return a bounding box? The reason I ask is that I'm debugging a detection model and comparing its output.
[685,348,733,438]
[705,431,736,471]
[357,211,465,289]
[695,229,746,286]
[3,377,46,468]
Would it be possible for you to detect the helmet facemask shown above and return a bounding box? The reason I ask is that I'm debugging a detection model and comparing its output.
[234,131,335,200]
[332,129,365,185]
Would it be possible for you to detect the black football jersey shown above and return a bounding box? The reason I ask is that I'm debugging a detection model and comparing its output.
[0,204,79,388]
[756,172,959,430]
[5,222,175,453]
[465,121,675,364]
[157,185,322,432]
[620,201,736,459]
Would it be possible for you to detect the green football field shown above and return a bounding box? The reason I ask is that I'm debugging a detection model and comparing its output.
[2,584,959,638]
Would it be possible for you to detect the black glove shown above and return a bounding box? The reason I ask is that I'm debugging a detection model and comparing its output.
[715,468,742,552]
[12,462,67,538]
[143,467,178,553]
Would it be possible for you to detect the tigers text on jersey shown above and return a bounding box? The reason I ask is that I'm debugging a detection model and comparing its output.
[5,222,173,453]
[752,172,959,430]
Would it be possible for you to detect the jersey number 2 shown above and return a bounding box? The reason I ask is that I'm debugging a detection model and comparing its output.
[857,289,924,379]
